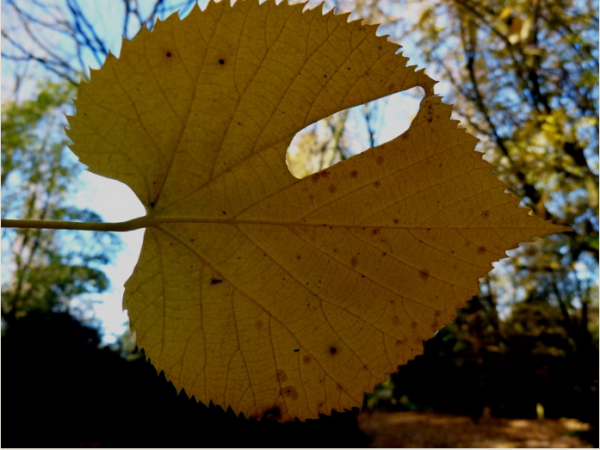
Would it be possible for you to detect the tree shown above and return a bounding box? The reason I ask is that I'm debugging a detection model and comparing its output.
[1,82,117,325]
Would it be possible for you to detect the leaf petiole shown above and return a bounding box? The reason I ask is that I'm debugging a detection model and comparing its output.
[0,216,151,232]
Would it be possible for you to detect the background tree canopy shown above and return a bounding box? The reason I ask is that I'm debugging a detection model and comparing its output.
[1,0,597,447]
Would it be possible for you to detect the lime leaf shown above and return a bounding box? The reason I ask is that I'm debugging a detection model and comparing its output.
[66,0,568,421]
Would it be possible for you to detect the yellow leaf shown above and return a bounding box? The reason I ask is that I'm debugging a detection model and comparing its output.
[66,0,567,422]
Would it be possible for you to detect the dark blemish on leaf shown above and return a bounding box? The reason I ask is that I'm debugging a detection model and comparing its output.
[218,58,225,65]
[371,228,380,235]
[277,370,287,382]
[376,156,384,164]
[431,321,439,330]
[393,218,399,224]
[336,383,343,391]
[374,181,381,188]
[402,133,409,140]
[388,83,395,91]
[350,256,358,267]
[482,210,490,218]
[478,246,486,254]
[392,316,400,326]
[428,118,433,123]
[350,170,359,178]
[411,321,418,329]
[303,355,311,364]
[282,386,299,400]
[210,278,223,285]
[323,74,327,78]
[222,210,227,215]
[361,274,366,278]
[311,174,320,182]
[328,185,337,194]
[434,311,441,318]
[333,248,338,253]
[259,406,281,421]
[166,51,172,57]
[293,348,299,353]
[150,202,155,208]
[190,238,195,242]
[320,170,330,178]
[382,252,387,256]
[296,255,301,260]
[419,269,429,280]
[255,320,264,330]
[152,181,157,185]
[329,346,338,355]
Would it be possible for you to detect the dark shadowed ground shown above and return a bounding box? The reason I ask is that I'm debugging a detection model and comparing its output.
[1,312,595,448]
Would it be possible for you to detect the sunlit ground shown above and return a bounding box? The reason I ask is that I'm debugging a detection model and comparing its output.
[358,410,592,448]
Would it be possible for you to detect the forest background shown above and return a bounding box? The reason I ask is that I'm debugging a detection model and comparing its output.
[1,0,598,447]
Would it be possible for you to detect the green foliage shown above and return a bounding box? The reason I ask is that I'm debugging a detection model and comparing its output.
[1,82,117,323]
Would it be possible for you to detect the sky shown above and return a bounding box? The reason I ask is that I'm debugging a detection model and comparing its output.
[2,0,452,343]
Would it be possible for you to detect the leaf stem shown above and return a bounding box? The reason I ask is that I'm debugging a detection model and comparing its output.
[1,216,150,232]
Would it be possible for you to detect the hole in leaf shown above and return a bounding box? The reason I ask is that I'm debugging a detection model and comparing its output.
[286,88,422,179]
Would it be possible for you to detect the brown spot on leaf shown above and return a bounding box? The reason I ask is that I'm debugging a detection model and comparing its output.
[376,156,384,165]
[393,218,399,224]
[478,246,486,254]
[388,83,395,91]
[328,184,337,194]
[166,51,172,57]
[218,58,225,65]
[374,181,381,188]
[311,174,320,182]
[282,386,299,400]
[419,269,429,280]
[329,346,338,355]
[371,228,380,235]
[277,370,287,382]
[210,278,223,285]
[410,321,418,329]
[350,170,358,178]
[255,320,264,330]
[482,210,490,219]
[350,256,358,267]
[257,406,281,421]
[303,355,312,364]
[392,316,400,326]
